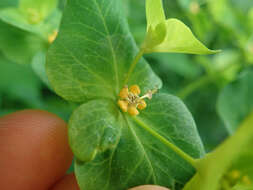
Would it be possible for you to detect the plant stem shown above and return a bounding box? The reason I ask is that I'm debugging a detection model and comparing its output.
[177,63,237,100]
[133,116,198,169]
[124,48,145,84]
[177,75,212,100]
[184,112,253,190]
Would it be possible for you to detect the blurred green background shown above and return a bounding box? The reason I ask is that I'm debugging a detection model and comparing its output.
[0,0,252,155]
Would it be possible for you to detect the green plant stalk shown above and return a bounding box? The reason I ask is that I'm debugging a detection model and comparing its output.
[132,116,198,169]
[177,75,212,100]
[183,112,253,190]
[177,63,236,100]
[124,48,145,84]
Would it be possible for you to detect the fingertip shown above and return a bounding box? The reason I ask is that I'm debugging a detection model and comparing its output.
[50,173,80,190]
[0,110,73,190]
[129,185,170,190]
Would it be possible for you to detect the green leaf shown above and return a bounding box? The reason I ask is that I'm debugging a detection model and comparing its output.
[0,20,47,64]
[146,0,165,28]
[69,100,121,162]
[46,0,162,103]
[72,94,205,190]
[142,0,218,55]
[0,0,17,9]
[46,0,205,190]
[143,18,220,55]
[31,51,50,86]
[217,68,253,134]
[0,54,42,106]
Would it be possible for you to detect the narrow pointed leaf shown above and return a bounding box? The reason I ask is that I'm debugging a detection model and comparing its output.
[144,18,220,55]
[146,0,165,28]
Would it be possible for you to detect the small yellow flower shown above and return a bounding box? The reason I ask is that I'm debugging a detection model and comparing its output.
[119,86,129,99]
[128,106,139,116]
[130,85,141,95]
[117,84,157,116]
[118,100,128,112]
[137,99,147,110]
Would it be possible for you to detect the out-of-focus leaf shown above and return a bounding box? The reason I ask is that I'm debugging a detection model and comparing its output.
[231,0,253,13]
[32,51,50,86]
[0,8,62,39]
[19,0,58,23]
[0,20,47,64]
[209,0,245,36]
[146,53,202,79]
[211,50,241,86]
[125,0,146,45]
[217,68,253,134]
[184,84,228,152]
[0,0,17,9]
[0,54,42,106]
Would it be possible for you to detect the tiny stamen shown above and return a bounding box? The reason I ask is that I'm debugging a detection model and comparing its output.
[117,85,157,116]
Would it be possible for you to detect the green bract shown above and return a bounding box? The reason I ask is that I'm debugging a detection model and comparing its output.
[142,0,219,54]
[46,0,211,189]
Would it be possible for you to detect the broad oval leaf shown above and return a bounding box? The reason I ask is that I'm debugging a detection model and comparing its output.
[73,94,205,190]
[217,68,253,134]
[46,0,162,102]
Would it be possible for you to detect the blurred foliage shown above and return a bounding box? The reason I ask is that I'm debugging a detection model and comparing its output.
[0,0,75,121]
[0,0,252,156]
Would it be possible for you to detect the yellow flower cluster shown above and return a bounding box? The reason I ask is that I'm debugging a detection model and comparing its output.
[220,169,252,190]
[117,85,156,116]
